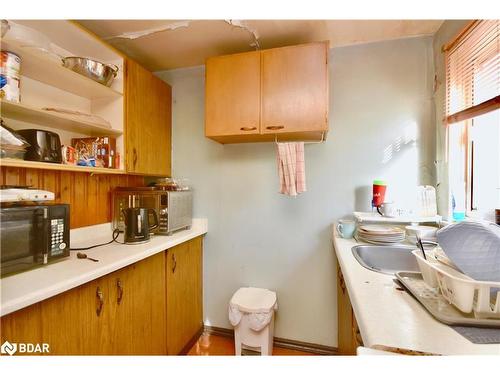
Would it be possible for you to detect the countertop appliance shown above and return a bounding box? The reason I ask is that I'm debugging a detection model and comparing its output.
[0,187,55,202]
[0,203,70,276]
[112,187,192,236]
[122,207,158,244]
[16,129,62,163]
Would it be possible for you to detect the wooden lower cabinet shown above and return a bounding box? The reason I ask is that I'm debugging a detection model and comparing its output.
[337,263,363,355]
[39,278,110,354]
[1,236,203,355]
[0,303,43,355]
[33,252,166,355]
[166,236,203,354]
[108,253,166,355]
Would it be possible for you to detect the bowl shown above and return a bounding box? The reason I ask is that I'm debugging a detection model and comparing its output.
[62,57,118,87]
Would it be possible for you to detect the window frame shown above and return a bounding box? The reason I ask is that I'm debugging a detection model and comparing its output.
[444,20,499,220]
[443,20,500,125]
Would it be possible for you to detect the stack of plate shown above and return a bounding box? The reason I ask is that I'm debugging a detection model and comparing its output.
[356,225,406,245]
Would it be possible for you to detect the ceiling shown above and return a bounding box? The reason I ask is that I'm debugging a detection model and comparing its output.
[77,20,444,72]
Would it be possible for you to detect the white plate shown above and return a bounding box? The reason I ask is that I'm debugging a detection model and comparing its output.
[358,225,405,235]
[355,235,406,245]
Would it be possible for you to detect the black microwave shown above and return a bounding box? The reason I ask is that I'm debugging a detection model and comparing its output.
[0,203,70,276]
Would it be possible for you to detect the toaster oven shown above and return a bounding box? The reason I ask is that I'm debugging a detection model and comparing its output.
[112,187,192,235]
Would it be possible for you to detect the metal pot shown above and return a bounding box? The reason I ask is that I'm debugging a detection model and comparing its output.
[62,56,118,87]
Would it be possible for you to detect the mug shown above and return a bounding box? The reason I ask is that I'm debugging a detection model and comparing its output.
[377,202,397,218]
[337,219,356,239]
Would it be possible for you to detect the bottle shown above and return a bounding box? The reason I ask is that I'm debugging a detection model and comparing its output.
[451,184,466,221]
[372,179,387,209]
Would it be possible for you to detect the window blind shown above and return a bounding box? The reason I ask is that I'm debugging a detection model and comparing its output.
[445,20,500,124]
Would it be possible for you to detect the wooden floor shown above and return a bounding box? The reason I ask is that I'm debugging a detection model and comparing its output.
[188,332,315,356]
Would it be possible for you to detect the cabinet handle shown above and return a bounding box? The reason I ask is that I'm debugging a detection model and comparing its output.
[132,148,138,169]
[96,287,104,317]
[266,125,284,130]
[353,326,363,346]
[116,278,124,305]
[338,269,346,295]
[172,253,177,273]
[240,126,257,131]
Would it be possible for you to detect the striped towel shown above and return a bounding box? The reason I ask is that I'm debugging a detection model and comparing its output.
[276,142,306,196]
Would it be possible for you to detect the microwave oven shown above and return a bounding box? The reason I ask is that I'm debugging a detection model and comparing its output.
[0,203,70,276]
[112,187,192,236]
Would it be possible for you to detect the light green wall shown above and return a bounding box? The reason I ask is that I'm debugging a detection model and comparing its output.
[155,36,435,346]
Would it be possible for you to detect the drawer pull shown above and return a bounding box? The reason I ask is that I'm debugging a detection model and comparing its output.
[133,148,138,169]
[117,279,124,305]
[266,125,284,130]
[172,253,177,273]
[240,126,257,131]
[96,287,104,317]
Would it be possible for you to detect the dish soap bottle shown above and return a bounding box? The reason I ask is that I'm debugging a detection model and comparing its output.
[451,185,466,221]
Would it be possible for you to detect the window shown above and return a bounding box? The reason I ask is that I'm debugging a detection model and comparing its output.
[445,20,499,221]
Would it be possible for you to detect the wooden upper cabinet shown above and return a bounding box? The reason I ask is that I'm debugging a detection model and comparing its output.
[205,42,329,143]
[125,59,172,176]
[205,51,261,137]
[261,42,328,134]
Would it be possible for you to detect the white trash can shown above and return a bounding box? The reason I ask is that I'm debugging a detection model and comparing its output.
[228,287,278,356]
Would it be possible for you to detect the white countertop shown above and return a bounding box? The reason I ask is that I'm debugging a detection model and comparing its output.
[0,218,208,317]
[332,225,500,355]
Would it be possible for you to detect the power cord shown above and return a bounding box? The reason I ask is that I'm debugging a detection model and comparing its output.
[70,229,125,251]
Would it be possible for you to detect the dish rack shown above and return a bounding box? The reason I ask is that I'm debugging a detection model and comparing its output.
[412,250,500,319]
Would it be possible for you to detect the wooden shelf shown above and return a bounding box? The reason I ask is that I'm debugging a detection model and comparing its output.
[0,158,126,175]
[2,41,122,100]
[1,100,123,136]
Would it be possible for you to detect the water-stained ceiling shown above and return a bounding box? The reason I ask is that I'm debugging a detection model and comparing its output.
[77,19,444,71]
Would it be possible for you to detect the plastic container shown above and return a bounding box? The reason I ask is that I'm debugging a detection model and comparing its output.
[413,250,500,319]
[372,179,387,208]
[0,51,21,103]
[451,187,466,221]
[0,120,30,159]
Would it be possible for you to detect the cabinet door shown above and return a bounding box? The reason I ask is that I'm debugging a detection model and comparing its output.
[125,58,172,176]
[261,42,328,134]
[337,264,356,355]
[205,51,261,137]
[40,278,112,355]
[166,237,203,354]
[109,252,166,355]
[0,303,43,356]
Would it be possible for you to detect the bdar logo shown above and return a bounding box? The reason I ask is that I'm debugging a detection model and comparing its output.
[1,341,17,356]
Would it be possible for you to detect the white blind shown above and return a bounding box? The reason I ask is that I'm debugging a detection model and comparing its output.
[445,20,500,123]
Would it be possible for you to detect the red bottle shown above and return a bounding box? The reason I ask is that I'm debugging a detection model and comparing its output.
[372,180,387,208]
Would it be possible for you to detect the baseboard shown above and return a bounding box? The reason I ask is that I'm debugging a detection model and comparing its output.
[179,326,204,355]
[204,326,338,356]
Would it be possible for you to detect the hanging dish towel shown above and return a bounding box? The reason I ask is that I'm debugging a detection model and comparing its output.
[276,142,306,196]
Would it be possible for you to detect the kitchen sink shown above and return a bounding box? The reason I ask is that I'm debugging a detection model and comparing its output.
[352,245,420,275]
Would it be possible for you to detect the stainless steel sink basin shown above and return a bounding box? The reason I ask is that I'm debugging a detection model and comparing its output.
[352,245,419,275]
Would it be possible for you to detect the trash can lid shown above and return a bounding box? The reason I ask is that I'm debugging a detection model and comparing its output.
[230,287,277,314]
